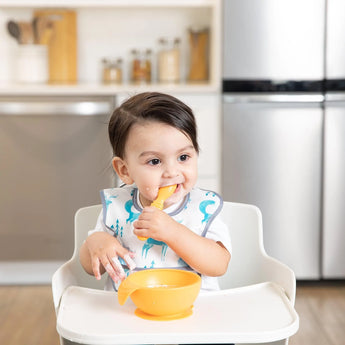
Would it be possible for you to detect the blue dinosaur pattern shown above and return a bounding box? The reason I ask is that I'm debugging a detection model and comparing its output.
[105,195,118,209]
[142,238,168,261]
[125,200,140,223]
[199,199,215,224]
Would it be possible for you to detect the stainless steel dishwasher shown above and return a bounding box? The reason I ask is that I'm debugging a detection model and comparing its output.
[222,94,323,279]
[0,96,115,267]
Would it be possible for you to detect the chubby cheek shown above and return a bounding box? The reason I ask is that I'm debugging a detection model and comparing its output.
[184,166,198,189]
[132,169,160,199]
[139,184,160,202]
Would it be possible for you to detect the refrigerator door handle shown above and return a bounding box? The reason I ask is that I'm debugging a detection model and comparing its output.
[223,94,324,104]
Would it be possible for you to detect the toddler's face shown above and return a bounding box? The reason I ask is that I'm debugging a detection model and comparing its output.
[117,121,198,208]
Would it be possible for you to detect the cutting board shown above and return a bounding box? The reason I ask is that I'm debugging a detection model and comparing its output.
[34,10,77,84]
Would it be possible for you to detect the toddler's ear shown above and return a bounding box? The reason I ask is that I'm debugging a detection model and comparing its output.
[112,157,133,185]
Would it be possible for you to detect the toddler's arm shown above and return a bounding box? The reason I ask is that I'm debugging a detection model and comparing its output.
[133,207,230,276]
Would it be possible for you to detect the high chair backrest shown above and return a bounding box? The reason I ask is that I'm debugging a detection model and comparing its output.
[53,202,295,310]
[218,202,295,304]
[74,204,103,263]
[72,204,104,289]
[68,202,264,290]
[218,201,266,288]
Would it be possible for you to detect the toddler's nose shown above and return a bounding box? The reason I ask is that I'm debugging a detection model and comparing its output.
[162,162,179,178]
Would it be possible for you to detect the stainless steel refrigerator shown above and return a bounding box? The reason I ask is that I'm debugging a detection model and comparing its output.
[322,0,345,278]
[222,0,345,279]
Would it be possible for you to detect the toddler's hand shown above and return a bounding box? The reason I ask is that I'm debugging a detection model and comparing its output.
[85,232,136,282]
[133,206,176,241]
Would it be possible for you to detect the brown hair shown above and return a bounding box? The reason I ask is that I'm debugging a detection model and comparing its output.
[108,92,199,158]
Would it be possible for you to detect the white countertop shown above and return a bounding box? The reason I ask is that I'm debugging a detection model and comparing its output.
[2,0,216,8]
[0,82,220,96]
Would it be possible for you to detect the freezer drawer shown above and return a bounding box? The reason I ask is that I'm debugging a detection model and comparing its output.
[322,98,345,277]
[222,95,323,279]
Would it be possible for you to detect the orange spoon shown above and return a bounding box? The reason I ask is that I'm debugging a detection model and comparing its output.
[137,184,177,241]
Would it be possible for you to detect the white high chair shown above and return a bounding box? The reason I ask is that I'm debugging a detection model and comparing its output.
[52,202,299,345]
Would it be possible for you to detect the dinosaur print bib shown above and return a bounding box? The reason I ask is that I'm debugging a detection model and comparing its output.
[100,185,223,274]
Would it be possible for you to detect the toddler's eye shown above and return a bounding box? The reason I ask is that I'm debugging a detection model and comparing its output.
[178,154,189,162]
[148,158,161,165]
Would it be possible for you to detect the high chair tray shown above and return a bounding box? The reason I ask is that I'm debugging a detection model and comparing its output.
[57,281,299,344]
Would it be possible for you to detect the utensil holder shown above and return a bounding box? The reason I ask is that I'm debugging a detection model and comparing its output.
[15,45,48,83]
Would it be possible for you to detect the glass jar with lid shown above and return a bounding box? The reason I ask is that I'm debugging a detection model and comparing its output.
[130,49,152,84]
[102,58,123,84]
[187,27,209,82]
[157,37,181,83]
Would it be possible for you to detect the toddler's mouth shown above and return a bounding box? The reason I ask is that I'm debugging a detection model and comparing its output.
[174,183,181,193]
[160,183,180,193]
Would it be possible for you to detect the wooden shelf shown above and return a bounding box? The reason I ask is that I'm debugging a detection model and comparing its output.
[1,0,215,8]
[0,82,220,96]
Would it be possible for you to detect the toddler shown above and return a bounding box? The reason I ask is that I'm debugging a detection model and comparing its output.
[79,92,231,291]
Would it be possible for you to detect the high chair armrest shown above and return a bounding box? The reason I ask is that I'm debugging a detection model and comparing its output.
[52,260,78,313]
[260,255,296,305]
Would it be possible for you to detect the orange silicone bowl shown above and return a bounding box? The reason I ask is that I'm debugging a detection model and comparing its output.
[118,269,201,320]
